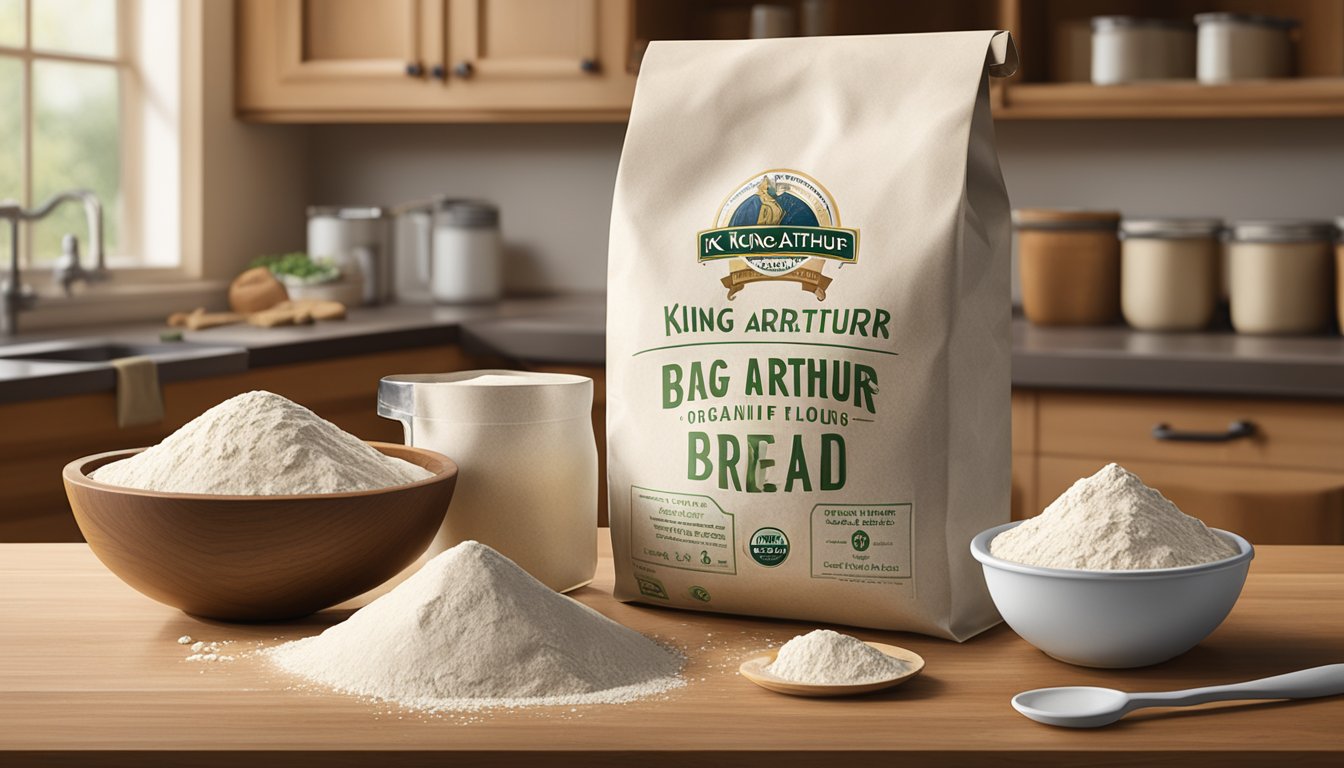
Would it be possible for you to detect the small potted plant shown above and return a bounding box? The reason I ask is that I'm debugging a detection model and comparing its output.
[251,253,364,306]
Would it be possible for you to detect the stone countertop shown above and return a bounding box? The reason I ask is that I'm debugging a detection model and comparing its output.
[1,299,1341,403]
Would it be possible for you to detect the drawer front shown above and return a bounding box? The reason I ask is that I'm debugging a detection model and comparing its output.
[1038,457,1344,545]
[1038,392,1344,474]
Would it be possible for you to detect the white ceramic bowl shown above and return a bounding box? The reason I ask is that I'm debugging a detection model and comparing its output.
[970,521,1254,668]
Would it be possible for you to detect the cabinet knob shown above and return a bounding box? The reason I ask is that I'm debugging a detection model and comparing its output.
[580,57,599,73]
[405,61,424,77]
[454,60,474,78]
[430,63,446,80]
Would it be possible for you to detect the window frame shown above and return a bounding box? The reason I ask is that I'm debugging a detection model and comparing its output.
[1,0,147,270]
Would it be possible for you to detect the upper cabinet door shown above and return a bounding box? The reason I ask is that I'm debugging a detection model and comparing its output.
[442,0,634,114]
[278,0,435,82]
[449,0,598,79]
[238,0,446,116]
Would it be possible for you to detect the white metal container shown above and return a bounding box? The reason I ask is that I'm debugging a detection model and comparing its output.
[430,200,502,304]
[1226,220,1334,335]
[1119,217,1221,332]
[1091,16,1195,85]
[378,370,598,593]
[306,206,391,305]
[1196,12,1297,83]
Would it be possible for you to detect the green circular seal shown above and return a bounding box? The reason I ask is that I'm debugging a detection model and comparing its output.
[748,527,790,567]
[851,530,871,552]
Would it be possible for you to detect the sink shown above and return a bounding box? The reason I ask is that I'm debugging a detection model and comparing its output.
[0,338,249,401]
[0,342,191,363]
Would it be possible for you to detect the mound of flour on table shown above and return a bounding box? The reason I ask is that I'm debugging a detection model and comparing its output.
[992,463,1237,570]
[266,541,684,711]
[90,390,431,495]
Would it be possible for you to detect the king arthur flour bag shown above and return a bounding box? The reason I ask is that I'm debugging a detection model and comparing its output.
[607,31,1017,641]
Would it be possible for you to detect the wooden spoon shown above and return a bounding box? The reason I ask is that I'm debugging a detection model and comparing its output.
[739,642,925,697]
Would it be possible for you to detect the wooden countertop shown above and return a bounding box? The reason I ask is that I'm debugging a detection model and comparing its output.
[2,534,1342,766]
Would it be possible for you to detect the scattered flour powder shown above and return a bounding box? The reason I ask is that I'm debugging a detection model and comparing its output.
[991,463,1238,570]
[266,541,684,711]
[765,629,910,685]
[91,390,431,495]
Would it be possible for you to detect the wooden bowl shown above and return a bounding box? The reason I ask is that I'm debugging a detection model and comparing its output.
[63,442,457,622]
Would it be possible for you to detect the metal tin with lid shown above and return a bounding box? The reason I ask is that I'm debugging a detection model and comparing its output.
[1226,219,1333,335]
[1196,13,1298,83]
[1091,16,1195,85]
[1119,217,1221,332]
[306,205,393,305]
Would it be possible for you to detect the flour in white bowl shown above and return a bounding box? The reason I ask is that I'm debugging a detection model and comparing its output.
[765,629,910,685]
[266,540,684,711]
[90,390,431,495]
[991,463,1237,571]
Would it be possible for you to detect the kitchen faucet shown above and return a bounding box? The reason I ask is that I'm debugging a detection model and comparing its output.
[0,189,109,336]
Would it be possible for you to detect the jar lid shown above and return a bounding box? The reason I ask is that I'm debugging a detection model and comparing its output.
[1119,217,1222,240]
[1224,219,1334,243]
[1091,16,1192,32]
[1193,12,1300,30]
[306,205,387,219]
[1012,208,1121,232]
[434,199,500,228]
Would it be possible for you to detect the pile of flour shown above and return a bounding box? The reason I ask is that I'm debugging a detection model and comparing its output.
[765,629,909,685]
[91,390,431,495]
[992,463,1237,570]
[266,541,684,711]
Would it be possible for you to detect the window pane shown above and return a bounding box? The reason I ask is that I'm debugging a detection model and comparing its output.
[0,57,17,264]
[31,60,119,265]
[0,0,22,48]
[32,0,116,58]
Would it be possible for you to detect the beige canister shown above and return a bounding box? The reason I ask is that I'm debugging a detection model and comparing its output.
[1120,217,1221,331]
[1015,209,1122,326]
[377,370,598,592]
[1226,220,1334,335]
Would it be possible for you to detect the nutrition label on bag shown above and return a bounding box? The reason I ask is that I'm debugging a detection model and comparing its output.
[629,487,737,575]
[810,503,913,582]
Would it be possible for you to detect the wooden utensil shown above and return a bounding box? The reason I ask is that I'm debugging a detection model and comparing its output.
[63,442,457,622]
[739,642,925,697]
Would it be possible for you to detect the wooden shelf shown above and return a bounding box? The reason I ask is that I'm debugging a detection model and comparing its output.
[997,78,1344,119]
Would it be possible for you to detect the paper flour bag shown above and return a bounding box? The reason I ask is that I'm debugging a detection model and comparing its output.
[607,31,1016,641]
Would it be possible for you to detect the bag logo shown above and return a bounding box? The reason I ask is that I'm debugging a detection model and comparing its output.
[698,169,858,301]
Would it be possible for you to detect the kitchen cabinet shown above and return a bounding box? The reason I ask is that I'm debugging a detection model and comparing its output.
[0,344,476,542]
[1015,389,1344,544]
[236,0,636,121]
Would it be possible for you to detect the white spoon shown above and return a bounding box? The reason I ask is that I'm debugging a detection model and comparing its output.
[1013,664,1344,728]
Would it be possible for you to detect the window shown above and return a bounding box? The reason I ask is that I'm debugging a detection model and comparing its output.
[1,0,130,268]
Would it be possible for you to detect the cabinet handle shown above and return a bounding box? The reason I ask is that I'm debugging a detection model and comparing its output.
[405,61,424,77]
[454,60,474,78]
[1152,420,1256,443]
[430,64,446,80]
[580,57,599,73]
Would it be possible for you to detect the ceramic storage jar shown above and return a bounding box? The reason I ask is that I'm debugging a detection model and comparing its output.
[1091,16,1195,85]
[1226,220,1334,335]
[1196,13,1298,83]
[1119,217,1222,332]
[1015,209,1122,326]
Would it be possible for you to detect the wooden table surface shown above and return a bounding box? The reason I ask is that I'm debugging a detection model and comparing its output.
[2,534,1342,767]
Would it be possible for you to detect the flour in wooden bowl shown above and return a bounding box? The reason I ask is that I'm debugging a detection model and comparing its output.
[91,390,431,495]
